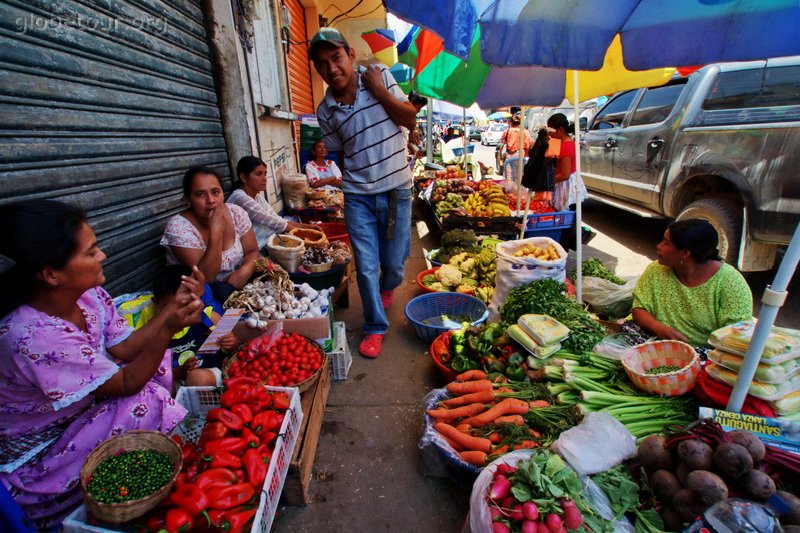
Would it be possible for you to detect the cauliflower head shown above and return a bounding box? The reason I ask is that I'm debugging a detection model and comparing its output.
[435,264,462,288]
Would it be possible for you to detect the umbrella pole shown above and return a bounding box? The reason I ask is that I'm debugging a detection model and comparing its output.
[426,100,433,162]
[572,73,583,302]
[727,222,800,412]
[463,108,469,176]
[517,107,528,236]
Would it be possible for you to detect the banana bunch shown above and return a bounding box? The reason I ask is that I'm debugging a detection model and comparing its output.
[463,186,511,217]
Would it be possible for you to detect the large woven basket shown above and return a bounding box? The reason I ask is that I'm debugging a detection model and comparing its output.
[80,430,182,524]
[621,340,700,396]
[289,228,328,247]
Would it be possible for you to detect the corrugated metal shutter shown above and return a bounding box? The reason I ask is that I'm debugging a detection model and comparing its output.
[285,0,313,154]
[0,0,229,295]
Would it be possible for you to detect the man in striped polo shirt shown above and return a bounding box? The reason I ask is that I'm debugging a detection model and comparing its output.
[310,28,419,358]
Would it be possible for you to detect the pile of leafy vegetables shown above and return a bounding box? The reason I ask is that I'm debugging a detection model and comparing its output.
[573,258,626,285]
[500,279,606,353]
[591,465,668,533]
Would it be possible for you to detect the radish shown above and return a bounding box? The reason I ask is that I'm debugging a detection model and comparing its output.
[560,499,576,509]
[492,522,511,533]
[489,506,504,521]
[546,513,563,532]
[495,463,516,476]
[509,504,524,522]
[489,475,511,501]
[522,501,539,521]
[501,497,515,509]
[537,521,551,533]
[522,520,538,533]
[563,507,583,530]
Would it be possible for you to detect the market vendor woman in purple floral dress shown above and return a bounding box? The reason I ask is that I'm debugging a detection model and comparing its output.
[0,200,204,528]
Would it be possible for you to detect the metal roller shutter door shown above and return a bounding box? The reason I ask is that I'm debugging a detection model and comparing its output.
[0,0,229,294]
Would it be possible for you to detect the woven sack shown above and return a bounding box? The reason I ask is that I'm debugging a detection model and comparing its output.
[267,234,305,272]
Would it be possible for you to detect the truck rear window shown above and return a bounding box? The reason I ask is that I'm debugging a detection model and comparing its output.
[703,66,800,110]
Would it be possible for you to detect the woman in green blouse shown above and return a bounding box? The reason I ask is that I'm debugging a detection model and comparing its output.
[631,219,753,347]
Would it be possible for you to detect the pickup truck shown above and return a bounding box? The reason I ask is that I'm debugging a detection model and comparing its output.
[581,57,800,271]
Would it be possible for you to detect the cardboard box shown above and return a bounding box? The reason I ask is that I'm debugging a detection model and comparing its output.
[234,305,333,347]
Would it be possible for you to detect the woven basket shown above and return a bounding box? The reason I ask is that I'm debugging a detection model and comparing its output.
[621,340,700,396]
[80,430,182,524]
[404,292,489,344]
[289,228,328,247]
[305,260,333,273]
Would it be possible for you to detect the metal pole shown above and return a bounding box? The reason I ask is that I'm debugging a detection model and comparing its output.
[426,101,433,161]
[573,73,583,302]
[727,222,800,412]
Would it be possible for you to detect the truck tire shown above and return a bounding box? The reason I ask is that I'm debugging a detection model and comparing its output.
[676,198,742,264]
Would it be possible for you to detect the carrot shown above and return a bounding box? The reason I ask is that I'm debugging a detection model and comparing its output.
[491,444,510,455]
[529,428,542,439]
[441,389,496,408]
[529,400,551,408]
[440,434,465,451]
[487,431,502,444]
[456,369,487,382]
[435,423,492,453]
[459,450,488,466]
[463,398,530,427]
[512,440,540,450]
[446,380,493,396]
[494,415,525,426]
[426,403,485,421]
[455,423,472,432]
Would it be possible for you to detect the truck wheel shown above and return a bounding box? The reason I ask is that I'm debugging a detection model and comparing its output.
[676,199,742,264]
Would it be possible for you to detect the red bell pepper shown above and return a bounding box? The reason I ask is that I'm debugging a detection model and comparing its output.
[230,403,253,425]
[220,387,260,408]
[165,507,194,533]
[169,483,209,516]
[202,437,248,456]
[223,376,259,389]
[199,421,228,445]
[241,426,260,448]
[207,408,244,431]
[194,467,238,492]
[206,483,256,510]
[206,508,228,529]
[251,411,282,434]
[271,392,290,410]
[202,451,242,470]
[254,443,272,461]
[234,468,246,483]
[242,448,268,488]
[145,509,167,532]
[223,507,258,533]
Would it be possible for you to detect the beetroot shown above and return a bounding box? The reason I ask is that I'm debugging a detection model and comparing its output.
[638,435,673,471]
[677,439,714,471]
[728,429,766,463]
[650,470,681,503]
[713,442,754,478]
[686,470,729,505]
[740,469,776,499]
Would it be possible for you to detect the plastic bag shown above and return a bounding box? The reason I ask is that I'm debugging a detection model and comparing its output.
[581,477,636,533]
[550,412,637,476]
[593,334,645,360]
[418,388,481,483]
[266,234,305,272]
[581,275,637,319]
[553,172,588,212]
[280,173,308,209]
[489,237,567,321]
[468,450,535,533]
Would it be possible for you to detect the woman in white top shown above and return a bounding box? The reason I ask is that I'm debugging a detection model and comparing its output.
[304,140,343,190]
[161,166,259,302]
[227,156,312,250]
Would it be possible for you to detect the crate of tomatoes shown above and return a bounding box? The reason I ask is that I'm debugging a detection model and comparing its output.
[224,330,328,392]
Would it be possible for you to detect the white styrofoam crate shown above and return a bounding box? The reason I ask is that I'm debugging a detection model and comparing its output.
[327,321,352,380]
[64,385,302,533]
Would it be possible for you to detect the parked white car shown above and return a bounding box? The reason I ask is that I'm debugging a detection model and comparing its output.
[480,122,508,146]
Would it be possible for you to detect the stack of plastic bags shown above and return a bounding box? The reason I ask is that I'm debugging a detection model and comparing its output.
[506,314,569,359]
[706,321,800,416]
